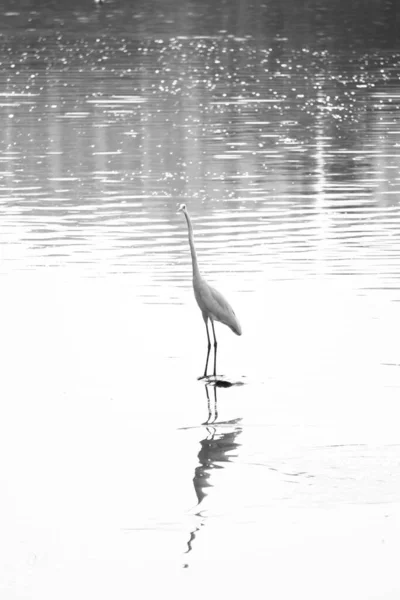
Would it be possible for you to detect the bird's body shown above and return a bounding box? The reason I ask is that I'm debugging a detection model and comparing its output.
[178,203,241,378]
[193,276,242,335]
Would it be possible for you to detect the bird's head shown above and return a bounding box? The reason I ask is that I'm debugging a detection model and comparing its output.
[177,203,187,214]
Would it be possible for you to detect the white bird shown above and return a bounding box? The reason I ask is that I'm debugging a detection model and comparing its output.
[178,203,242,379]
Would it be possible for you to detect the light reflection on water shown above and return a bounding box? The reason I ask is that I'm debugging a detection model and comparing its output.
[1,1,400,598]
[1,39,400,295]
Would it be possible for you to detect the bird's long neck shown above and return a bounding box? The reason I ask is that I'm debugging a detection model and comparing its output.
[184,211,201,279]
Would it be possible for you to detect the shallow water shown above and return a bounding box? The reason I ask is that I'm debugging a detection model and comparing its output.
[1,1,400,599]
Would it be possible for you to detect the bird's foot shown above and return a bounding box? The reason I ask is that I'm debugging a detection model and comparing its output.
[198,374,220,384]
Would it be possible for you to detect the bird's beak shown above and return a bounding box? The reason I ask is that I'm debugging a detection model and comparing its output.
[177,205,183,213]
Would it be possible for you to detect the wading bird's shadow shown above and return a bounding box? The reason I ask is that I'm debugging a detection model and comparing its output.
[183,382,242,564]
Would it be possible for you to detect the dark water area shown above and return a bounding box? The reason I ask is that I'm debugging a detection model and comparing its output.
[1,0,400,290]
[1,2,400,599]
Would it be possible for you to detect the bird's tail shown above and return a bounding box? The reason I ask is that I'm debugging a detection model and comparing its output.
[230,316,242,336]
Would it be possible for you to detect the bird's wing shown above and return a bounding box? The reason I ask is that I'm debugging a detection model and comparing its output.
[207,284,242,335]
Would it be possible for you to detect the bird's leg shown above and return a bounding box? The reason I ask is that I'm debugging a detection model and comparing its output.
[211,320,217,377]
[212,384,218,423]
[200,318,211,379]
[204,384,212,424]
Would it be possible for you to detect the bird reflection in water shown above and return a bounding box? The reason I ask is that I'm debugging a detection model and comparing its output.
[183,382,242,565]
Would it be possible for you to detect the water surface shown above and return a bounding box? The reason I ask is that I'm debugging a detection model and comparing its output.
[1,2,400,599]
